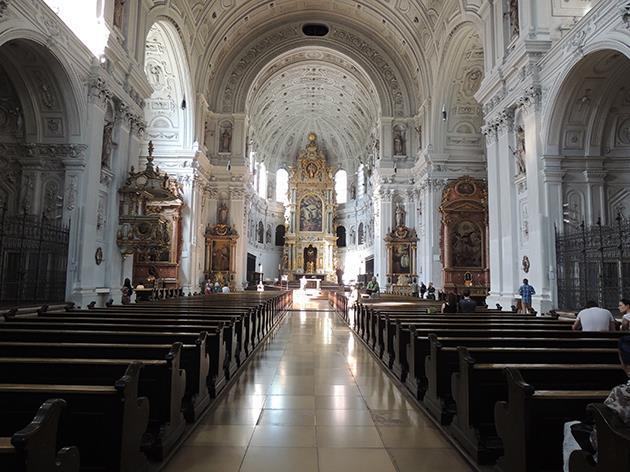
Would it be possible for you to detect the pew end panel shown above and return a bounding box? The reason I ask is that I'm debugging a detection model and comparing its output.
[2,398,80,472]
[569,403,630,472]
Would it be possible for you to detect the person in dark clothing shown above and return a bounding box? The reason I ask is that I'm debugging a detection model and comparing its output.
[442,293,458,314]
[459,289,477,313]
[426,282,436,300]
[122,278,133,305]
[420,282,427,299]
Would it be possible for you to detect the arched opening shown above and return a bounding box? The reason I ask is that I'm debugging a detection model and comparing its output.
[275,225,286,246]
[358,222,365,246]
[143,20,194,153]
[336,225,347,248]
[547,50,630,310]
[0,38,81,304]
[276,168,289,204]
[335,169,348,204]
[257,221,264,244]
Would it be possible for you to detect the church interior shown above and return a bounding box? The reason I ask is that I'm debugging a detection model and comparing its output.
[0,1,629,471]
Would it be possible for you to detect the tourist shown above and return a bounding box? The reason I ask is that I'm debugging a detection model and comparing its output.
[620,298,630,331]
[572,300,616,332]
[366,277,380,297]
[121,278,133,305]
[411,278,419,298]
[426,282,436,300]
[441,293,458,314]
[204,280,213,295]
[221,283,230,294]
[563,336,630,470]
[458,289,477,313]
[213,281,221,293]
[420,282,427,299]
[518,278,536,314]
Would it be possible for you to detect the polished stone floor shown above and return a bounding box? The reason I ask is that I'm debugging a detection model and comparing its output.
[164,299,473,472]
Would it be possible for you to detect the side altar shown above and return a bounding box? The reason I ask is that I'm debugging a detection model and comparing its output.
[281,133,337,281]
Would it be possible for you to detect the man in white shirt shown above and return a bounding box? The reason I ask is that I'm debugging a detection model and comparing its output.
[572,300,616,332]
[221,284,230,294]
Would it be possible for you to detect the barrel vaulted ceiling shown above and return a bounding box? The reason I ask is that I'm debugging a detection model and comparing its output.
[150,0,485,167]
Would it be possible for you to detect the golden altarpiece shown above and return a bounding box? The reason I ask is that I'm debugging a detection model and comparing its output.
[204,204,239,290]
[282,134,337,281]
[385,205,418,293]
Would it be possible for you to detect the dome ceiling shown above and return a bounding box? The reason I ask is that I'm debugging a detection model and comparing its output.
[247,48,380,171]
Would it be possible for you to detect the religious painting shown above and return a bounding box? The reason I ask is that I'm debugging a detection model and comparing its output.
[392,243,411,274]
[299,195,323,232]
[451,221,482,268]
[211,240,230,272]
[304,245,317,273]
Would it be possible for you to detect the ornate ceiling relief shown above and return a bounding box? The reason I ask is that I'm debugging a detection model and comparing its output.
[246,48,380,170]
[144,22,187,150]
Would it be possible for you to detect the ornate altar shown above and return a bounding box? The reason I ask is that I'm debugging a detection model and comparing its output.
[283,133,337,281]
[385,205,418,288]
[440,176,489,297]
[204,203,239,290]
[117,142,183,288]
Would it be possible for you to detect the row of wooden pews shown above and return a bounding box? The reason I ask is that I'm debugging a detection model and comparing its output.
[328,291,630,472]
[0,291,291,471]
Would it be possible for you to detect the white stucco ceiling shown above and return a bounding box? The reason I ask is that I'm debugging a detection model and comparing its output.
[246,47,380,171]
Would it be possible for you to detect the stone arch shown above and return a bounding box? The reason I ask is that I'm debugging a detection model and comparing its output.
[143,19,195,152]
[433,23,485,156]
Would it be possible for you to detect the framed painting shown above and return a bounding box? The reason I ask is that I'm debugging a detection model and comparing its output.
[392,243,411,274]
[211,240,231,272]
[299,195,323,232]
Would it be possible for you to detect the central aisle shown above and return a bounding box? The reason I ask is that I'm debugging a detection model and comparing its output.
[165,300,473,472]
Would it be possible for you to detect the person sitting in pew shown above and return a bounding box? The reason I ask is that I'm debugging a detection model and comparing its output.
[441,293,458,314]
[458,289,477,313]
[620,298,630,331]
[222,283,230,294]
[573,300,617,332]
[563,335,630,471]
[366,277,380,298]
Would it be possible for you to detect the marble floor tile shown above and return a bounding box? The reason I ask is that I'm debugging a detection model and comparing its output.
[317,448,397,472]
[240,447,318,472]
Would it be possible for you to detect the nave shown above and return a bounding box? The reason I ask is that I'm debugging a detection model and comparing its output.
[165,300,472,472]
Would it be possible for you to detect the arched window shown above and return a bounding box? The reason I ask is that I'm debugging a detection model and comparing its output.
[336,226,347,248]
[276,168,289,203]
[275,225,286,246]
[335,169,347,204]
[257,162,267,199]
[358,223,365,245]
[257,221,264,244]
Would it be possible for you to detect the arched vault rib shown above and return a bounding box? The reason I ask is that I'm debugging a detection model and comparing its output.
[246,47,380,171]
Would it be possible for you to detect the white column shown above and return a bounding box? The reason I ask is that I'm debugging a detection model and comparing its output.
[485,126,503,306]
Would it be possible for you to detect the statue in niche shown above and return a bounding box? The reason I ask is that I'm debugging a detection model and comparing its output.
[219,123,232,153]
[415,125,422,151]
[217,203,229,225]
[350,184,357,200]
[101,121,114,169]
[257,221,264,244]
[393,127,405,155]
[509,0,520,40]
[114,0,126,29]
[395,205,406,228]
[349,226,356,245]
[514,126,526,175]
[265,225,272,244]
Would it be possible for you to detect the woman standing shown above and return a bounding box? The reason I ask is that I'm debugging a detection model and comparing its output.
[121,278,133,305]
[441,293,458,314]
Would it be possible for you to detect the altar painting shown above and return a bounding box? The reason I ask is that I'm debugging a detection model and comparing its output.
[392,243,411,274]
[211,240,231,272]
[451,221,482,268]
[299,195,323,232]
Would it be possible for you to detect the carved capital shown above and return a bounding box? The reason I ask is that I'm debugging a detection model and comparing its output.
[517,86,542,114]
[0,0,8,18]
[622,2,630,28]
[496,109,515,136]
[87,77,113,109]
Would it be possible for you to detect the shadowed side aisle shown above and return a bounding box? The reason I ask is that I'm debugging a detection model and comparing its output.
[164,299,473,472]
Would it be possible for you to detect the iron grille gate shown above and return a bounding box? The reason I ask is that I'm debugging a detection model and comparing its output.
[556,215,630,311]
[0,210,70,306]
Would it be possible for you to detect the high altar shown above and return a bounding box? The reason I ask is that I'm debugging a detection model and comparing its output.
[282,133,337,281]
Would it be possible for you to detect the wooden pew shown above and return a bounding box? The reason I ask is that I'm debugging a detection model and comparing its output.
[449,348,627,463]
[0,347,186,460]
[0,326,227,398]
[494,368,610,472]
[422,334,619,422]
[0,339,209,423]
[0,363,149,472]
[405,328,625,397]
[0,398,79,472]
[569,403,630,472]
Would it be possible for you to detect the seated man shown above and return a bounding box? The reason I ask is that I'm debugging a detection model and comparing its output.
[572,300,616,332]
[563,336,630,471]
[458,289,477,313]
[366,277,380,297]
